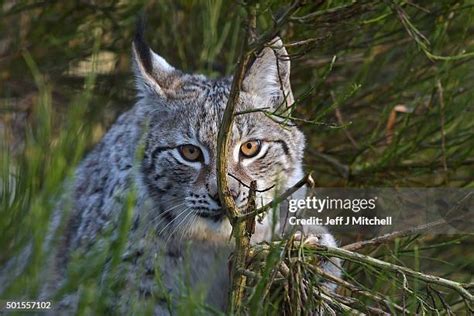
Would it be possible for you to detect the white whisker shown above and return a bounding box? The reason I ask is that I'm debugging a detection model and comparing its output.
[148,202,186,230]
[152,202,185,222]
[167,209,195,245]
[177,209,198,244]
[158,207,189,237]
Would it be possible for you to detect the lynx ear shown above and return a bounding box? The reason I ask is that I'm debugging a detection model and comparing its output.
[132,25,179,98]
[242,37,294,107]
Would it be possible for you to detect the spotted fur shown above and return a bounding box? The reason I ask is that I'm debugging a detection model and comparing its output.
[42,31,339,313]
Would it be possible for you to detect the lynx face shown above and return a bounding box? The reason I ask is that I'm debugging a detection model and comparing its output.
[133,33,305,240]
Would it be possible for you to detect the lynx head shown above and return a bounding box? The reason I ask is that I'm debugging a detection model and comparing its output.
[133,30,305,242]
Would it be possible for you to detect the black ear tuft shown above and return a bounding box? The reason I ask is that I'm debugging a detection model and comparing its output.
[134,13,153,74]
[132,13,176,98]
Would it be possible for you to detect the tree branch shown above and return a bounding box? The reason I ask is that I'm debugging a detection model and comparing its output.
[318,244,473,303]
[236,173,315,222]
[215,1,306,313]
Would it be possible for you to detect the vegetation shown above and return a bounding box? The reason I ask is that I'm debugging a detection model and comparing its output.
[1,0,473,314]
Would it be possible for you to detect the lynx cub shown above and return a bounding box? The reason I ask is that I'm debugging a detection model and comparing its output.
[44,27,340,313]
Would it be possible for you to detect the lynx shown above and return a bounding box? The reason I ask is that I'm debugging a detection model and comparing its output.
[40,26,340,313]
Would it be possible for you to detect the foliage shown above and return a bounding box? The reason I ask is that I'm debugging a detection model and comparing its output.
[1,0,473,314]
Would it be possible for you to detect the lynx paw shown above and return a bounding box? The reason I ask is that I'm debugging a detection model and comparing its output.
[293,231,341,291]
[294,231,320,245]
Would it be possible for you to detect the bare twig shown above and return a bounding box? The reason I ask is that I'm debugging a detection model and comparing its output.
[216,4,257,312]
[314,244,474,303]
[254,242,473,304]
[236,173,315,222]
[334,106,359,149]
[436,79,448,183]
[308,264,409,314]
[227,172,275,193]
[278,261,363,314]
[217,0,305,221]
[217,3,306,312]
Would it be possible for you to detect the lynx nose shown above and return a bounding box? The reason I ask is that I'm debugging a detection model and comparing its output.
[209,193,221,206]
[209,189,238,206]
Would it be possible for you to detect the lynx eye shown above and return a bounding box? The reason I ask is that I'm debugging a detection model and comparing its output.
[240,140,261,158]
[178,144,203,162]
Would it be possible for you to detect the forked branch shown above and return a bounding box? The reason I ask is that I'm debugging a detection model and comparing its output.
[215,1,305,313]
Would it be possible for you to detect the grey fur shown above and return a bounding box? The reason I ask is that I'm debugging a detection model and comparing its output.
[39,35,340,313]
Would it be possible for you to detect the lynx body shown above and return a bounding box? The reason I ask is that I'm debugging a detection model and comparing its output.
[42,30,339,313]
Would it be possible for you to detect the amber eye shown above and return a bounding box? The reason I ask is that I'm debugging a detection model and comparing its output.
[178,144,203,162]
[240,140,261,158]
